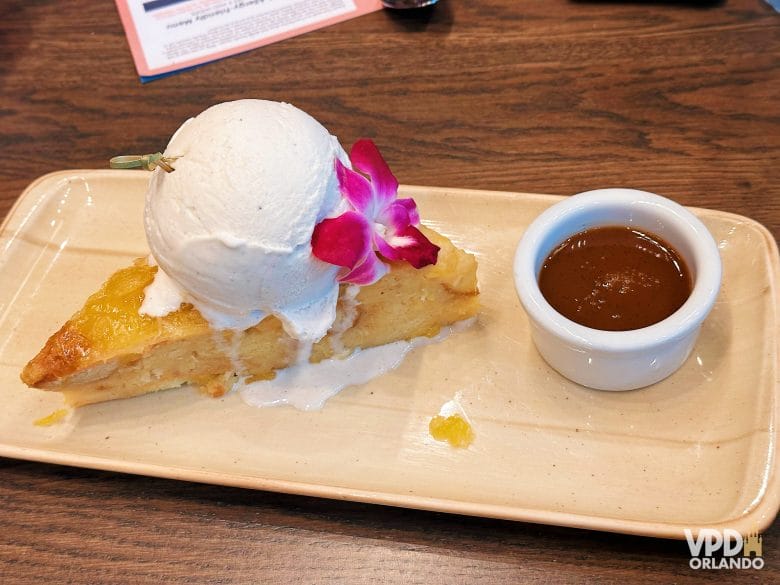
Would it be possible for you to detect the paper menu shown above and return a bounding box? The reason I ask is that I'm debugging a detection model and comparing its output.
[115,0,383,82]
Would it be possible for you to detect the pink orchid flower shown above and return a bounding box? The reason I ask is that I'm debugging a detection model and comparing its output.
[311,139,440,285]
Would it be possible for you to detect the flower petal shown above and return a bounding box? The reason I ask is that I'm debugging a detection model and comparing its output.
[311,211,372,269]
[377,200,412,233]
[395,198,420,225]
[374,233,402,261]
[335,159,375,215]
[378,225,440,269]
[340,252,389,286]
[349,139,399,208]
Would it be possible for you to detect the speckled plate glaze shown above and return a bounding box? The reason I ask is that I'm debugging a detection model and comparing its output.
[0,171,777,539]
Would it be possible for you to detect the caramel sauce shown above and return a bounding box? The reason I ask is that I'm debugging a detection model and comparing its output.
[538,226,692,331]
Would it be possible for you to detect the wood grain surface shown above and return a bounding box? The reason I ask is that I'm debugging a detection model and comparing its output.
[1,0,778,583]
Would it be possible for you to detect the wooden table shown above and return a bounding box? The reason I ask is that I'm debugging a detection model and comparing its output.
[1,1,778,582]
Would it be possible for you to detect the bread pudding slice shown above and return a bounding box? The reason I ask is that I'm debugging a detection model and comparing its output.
[21,227,478,407]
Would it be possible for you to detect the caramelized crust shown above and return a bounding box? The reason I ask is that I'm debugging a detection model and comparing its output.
[22,325,91,386]
[21,227,479,407]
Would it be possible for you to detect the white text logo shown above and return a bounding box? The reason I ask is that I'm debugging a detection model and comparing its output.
[684,528,763,570]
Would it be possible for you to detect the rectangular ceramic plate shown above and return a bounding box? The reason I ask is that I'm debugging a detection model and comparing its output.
[0,171,777,539]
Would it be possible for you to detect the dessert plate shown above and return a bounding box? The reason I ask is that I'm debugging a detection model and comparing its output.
[0,171,777,539]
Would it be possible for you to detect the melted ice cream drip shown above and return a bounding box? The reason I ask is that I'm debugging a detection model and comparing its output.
[239,319,475,411]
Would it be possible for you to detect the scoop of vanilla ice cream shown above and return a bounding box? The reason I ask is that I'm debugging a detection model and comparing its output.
[141,100,349,341]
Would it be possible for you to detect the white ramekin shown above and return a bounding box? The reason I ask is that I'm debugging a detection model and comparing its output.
[513,188,722,391]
